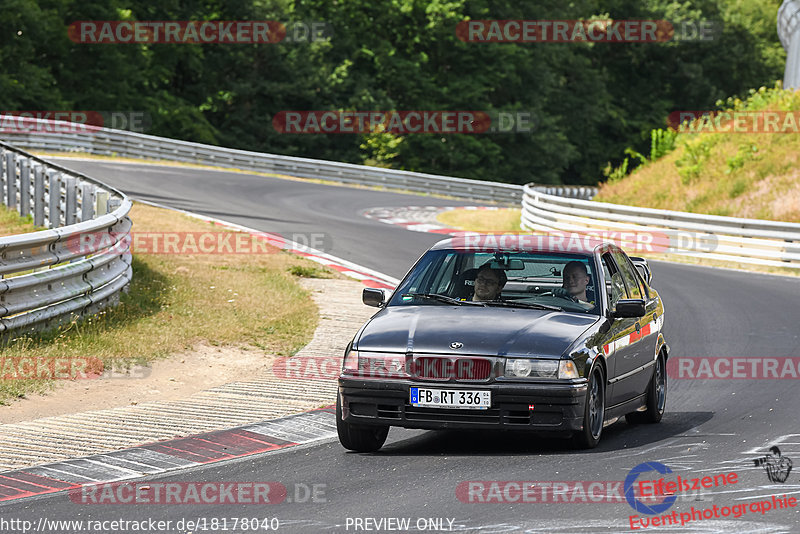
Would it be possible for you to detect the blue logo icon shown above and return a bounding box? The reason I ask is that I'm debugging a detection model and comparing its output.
[624,461,677,515]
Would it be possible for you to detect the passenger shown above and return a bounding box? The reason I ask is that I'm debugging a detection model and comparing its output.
[472,264,507,302]
[553,261,591,303]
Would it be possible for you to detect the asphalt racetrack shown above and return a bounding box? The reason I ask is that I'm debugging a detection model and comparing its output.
[3,159,800,533]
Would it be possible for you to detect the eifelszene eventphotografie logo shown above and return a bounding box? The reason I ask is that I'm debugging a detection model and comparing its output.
[753,446,793,483]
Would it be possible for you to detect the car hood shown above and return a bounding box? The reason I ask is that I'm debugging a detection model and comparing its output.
[355,305,600,358]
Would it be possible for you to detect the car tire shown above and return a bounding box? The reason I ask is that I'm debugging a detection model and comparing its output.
[572,365,605,449]
[625,352,667,425]
[336,397,389,452]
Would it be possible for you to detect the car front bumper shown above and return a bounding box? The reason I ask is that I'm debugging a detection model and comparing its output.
[338,377,588,434]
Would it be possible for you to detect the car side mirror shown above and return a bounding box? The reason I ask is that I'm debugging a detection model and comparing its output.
[613,299,646,318]
[362,287,387,307]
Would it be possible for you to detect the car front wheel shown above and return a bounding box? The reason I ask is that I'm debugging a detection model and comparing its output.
[573,365,605,449]
[336,397,389,452]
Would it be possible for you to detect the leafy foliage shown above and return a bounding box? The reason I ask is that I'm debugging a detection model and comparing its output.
[0,0,785,185]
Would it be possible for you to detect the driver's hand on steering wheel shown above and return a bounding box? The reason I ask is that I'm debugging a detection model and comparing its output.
[553,287,575,301]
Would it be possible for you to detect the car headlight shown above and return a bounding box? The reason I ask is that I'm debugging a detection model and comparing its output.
[342,350,408,378]
[504,358,579,379]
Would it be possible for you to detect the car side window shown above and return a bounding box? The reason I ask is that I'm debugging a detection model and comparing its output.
[601,253,628,310]
[402,253,444,295]
[431,253,457,294]
[626,257,650,299]
[612,251,643,299]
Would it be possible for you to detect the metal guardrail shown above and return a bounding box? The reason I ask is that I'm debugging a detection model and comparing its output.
[521,184,800,268]
[524,184,598,200]
[2,117,524,205]
[0,140,132,336]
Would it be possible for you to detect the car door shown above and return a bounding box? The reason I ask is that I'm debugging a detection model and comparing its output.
[613,250,660,371]
[608,249,655,404]
[599,251,642,406]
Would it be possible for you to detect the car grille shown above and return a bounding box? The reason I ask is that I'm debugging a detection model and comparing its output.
[405,406,502,424]
[412,357,491,380]
[351,402,565,427]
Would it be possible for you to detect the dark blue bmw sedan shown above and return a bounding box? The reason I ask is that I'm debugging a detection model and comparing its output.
[337,234,668,450]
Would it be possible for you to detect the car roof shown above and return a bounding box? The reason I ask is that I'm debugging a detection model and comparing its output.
[430,233,611,255]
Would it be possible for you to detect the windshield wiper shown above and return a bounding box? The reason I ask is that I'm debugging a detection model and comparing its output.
[401,293,486,306]
[483,300,563,311]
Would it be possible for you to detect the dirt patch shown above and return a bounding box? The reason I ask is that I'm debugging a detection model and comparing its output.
[0,343,274,424]
[728,169,800,221]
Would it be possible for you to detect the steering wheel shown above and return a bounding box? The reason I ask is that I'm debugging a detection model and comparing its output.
[543,289,577,301]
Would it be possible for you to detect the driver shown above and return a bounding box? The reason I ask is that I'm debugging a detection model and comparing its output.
[472,264,507,302]
[553,261,591,303]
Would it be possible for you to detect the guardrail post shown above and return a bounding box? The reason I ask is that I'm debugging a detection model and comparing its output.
[65,177,77,225]
[48,170,61,229]
[0,150,5,206]
[33,165,45,226]
[107,197,121,213]
[5,152,16,209]
[95,191,109,216]
[19,158,30,217]
[80,183,95,222]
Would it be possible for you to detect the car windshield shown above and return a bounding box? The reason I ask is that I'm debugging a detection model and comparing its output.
[389,249,601,314]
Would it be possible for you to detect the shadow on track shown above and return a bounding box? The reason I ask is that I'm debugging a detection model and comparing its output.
[371,411,714,456]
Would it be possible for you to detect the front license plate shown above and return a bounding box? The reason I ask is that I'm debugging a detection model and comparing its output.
[410,387,491,409]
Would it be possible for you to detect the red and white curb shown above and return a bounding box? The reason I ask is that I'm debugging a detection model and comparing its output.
[0,202,397,503]
[362,206,501,235]
[0,408,336,503]
[137,199,399,289]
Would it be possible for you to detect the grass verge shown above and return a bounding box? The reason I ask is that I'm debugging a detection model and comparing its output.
[0,209,42,236]
[0,201,334,404]
[436,208,522,232]
[595,84,800,222]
